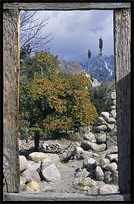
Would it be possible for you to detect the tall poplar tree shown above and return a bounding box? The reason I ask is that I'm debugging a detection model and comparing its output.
[87,49,91,75]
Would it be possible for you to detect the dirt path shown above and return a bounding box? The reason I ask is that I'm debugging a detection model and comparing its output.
[38,159,84,194]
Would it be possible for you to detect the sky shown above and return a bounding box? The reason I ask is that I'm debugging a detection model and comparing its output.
[26,10,114,63]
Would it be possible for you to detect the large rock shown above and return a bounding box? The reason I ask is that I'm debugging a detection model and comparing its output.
[41,162,61,182]
[94,117,106,125]
[19,155,28,172]
[95,166,104,181]
[83,158,96,169]
[83,132,96,142]
[27,180,39,191]
[29,152,51,163]
[22,169,41,183]
[95,131,106,143]
[92,125,107,133]
[105,162,118,173]
[99,184,118,194]
[100,112,109,122]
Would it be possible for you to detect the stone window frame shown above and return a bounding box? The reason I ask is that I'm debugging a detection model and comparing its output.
[3,2,131,199]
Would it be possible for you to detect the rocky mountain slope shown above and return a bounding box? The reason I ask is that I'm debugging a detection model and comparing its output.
[58,61,83,75]
[80,55,115,82]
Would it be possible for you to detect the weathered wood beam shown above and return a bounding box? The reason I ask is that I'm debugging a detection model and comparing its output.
[3,192,130,201]
[3,9,20,193]
[114,9,131,194]
[3,3,131,10]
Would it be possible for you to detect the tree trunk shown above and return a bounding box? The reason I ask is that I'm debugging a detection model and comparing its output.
[34,134,40,152]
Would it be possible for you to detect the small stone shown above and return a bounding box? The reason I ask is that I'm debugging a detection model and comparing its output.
[83,158,96,169]
[19,155,28,172]
[111,109,116,118]
[99,158,110,169]
[107,146,118,154]
[79,177,92,186]
[100,112,109,122]
[97,143,106,152]
[104,171,112,184]
[111,99,116,105]
[95,131,106,143]
[20,176,26,186]
[81,140,98,151]
[107,154,118,162]
[99,184,118,194]
[106,136,117,148]
[95,117,106,125]
[93,125,107,133]
[88,179,97,187]
[105,162,118,172]
[83,132,96,142]
[111,92,116,100]
[107,123,115,131]
[22,169,41,183]
[110,106,116,111]
[112,171,119,185]
[27,181,39,191]
[95,166,104,181]
[27,161,40,173]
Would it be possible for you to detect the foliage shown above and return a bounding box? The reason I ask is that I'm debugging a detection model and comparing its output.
[31,71,98,135]
[88,82,114,115]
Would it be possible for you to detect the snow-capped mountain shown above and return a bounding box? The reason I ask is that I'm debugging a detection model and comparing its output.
[79,55,115,82]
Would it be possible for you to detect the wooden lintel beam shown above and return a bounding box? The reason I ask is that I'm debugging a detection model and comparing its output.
[3,3,131,11]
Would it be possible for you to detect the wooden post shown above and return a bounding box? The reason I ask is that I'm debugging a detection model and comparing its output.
[3,10,20,192]
[114,9,131,194]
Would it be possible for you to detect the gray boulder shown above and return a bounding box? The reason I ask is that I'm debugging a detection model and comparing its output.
[41,162,61,182]
[81,140,98,151]
[106,123,115,131]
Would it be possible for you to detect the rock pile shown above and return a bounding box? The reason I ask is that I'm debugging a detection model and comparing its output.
[19,152,61,192]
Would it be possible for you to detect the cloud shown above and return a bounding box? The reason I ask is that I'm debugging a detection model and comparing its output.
[30,10,114,63]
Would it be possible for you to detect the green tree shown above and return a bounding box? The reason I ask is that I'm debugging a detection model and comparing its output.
[99,37,103,83]
[19,52,98,150]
